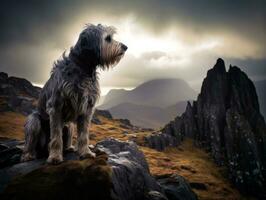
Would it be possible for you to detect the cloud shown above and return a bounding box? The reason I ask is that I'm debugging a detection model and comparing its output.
[0,0,265,91]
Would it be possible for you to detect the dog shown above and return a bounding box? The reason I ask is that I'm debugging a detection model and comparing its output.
[21,24,127,164]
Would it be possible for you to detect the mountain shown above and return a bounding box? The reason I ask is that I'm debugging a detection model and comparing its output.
[255,79,266,117]
[147,58,266,198]
[109,101,189,128]
[164,100,190,119]
[99,78,197,109]
[109,102,168,128]
[99,78,197,128]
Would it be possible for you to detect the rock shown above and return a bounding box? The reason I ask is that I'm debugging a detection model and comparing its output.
[224,108,265,195]
[0,72,40,115]
[0,139,24,169]
[94,109,113,119]
[0,72,40,99]
[0,72,8,82]
[1,155,113,200]
[122,131,129,135]
[91,115,102,125]
[118,118,133,127]
[0,138,197,200]
[6,76,40,99]
[97,138,162,200]
[144,131,179,151]
[0,84,16,97]
[189,182,207,190]
[145,191,168,200]
[160,58,266,197]
[156,174,198,200]
[8,95,36,115]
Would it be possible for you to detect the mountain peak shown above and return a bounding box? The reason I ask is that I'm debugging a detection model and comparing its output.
[213,58,226,73]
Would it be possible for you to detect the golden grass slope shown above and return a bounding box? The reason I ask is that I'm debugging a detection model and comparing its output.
[0,111,251,200]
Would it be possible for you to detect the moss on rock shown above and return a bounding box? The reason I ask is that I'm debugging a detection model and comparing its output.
[1,154,113,200]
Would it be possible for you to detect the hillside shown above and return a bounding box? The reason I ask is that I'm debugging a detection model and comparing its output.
[109,101,189,128]
[0,71,247,200]
[109,102,168,128]
[99,78,196,128]
[99,78,197,109]
[0,111,245,200]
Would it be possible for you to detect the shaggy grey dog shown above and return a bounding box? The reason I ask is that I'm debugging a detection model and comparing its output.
[21,24,127,164]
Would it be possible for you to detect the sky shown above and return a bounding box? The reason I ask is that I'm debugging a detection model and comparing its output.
[0,0,265,95]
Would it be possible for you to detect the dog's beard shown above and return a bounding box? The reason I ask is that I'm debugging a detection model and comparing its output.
[100,42,125,70]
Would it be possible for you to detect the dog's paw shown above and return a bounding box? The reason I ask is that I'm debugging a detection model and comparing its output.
[80,149,96,160]
[21,153,36,162]
[47,154,63,165]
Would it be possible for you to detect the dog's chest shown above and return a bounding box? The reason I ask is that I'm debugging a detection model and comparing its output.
[61,77,99,120]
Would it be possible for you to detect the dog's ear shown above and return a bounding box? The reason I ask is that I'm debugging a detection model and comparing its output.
[74,29,101,66]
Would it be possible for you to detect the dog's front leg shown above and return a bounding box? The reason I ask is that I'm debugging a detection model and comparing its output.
[63,123,75,152]
[47,103,63,164]
[77,114,95,159]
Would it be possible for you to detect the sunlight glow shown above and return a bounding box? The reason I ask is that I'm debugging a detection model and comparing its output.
[113,17,222,68]
[68,15,222,71]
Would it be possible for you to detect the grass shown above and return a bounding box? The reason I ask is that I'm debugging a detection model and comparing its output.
[89,116,151,145]
[0,112,26,140]
[0,111,252,199]
[141,139,252,200]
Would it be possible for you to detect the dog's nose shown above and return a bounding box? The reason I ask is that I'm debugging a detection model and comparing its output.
[121,43,128,51]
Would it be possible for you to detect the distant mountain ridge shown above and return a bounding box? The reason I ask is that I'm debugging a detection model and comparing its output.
[109,101,190,128]
[99,78,197,128]
[99,78,197,109]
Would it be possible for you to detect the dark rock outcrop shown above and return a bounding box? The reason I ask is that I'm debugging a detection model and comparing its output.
[0,72,40,115]
[0,138,197,200]
[159,59,266,197]
[144,131,180,151]
[94,109,113,119]
[0,72,41,99]
[97,138,162,200]
[156,174,198,200]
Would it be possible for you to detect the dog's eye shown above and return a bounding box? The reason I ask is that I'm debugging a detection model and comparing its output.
[105,35,112,42]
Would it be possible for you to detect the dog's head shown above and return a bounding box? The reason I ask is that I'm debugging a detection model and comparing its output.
[71,24,127,70]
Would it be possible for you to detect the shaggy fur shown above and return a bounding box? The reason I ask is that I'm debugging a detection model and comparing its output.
[21,24,127,164]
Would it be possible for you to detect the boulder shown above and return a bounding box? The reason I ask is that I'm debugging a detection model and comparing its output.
[94,109,113,119]
[156,174,198,200]
[0,138,197,200]
[144,132,180,151]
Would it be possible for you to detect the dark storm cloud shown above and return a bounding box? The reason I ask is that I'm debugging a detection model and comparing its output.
[0,0,265,86]
[1,0,265,45]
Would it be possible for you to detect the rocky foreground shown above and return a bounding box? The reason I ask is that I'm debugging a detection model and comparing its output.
[0,138,197,200]
[145,59,266,198]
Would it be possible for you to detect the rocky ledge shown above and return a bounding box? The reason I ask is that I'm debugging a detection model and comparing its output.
[0,138,197,200]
